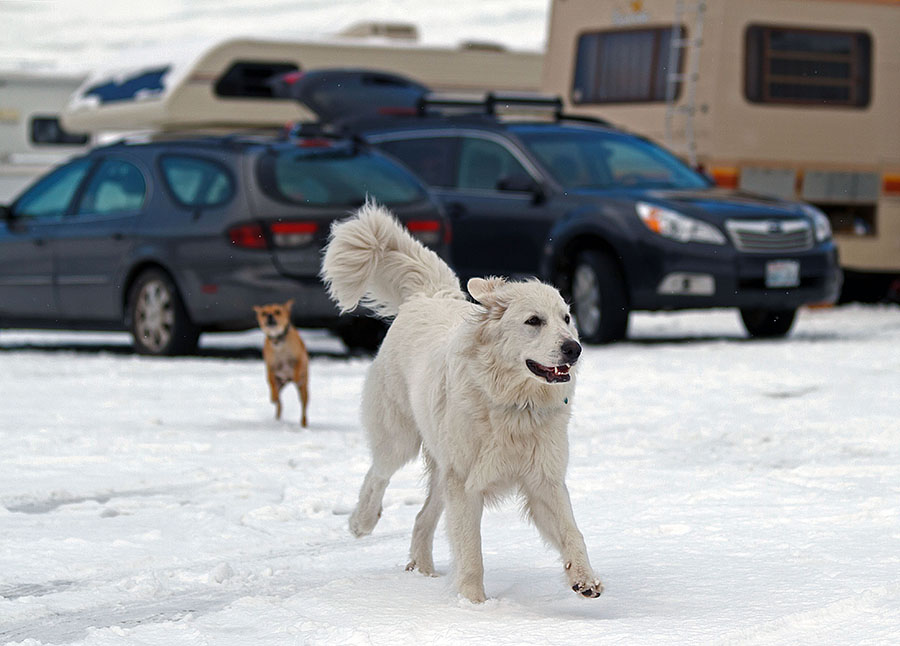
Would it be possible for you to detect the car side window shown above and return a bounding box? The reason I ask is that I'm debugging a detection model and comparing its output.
[160,155,234,207]
[77,159,146,215]
[12,158,93,221]
[456,137,528,191]
[377,137,458,188]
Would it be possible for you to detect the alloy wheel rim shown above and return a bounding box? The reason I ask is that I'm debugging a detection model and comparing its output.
[572,263,601,337]
[134,279,174,352]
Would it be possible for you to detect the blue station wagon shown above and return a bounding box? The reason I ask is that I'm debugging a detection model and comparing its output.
[0,134,447,354]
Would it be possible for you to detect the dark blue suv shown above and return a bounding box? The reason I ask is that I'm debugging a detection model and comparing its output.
[0,134,447,354]
[325,93,841,342]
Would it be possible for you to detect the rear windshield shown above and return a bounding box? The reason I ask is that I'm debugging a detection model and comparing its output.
[257,147,427,206]
[517,129,710,191]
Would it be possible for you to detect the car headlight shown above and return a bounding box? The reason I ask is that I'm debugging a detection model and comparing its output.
[801,204,832,242]
[635,202,726,245]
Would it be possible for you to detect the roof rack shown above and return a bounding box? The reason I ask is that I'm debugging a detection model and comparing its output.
[416,91,564,117]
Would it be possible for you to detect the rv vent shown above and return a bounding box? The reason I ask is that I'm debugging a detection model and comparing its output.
[215,61,299,99]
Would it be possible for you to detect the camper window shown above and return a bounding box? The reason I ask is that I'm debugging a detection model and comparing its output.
[572,26,685,104]
[214,61,299,99]
[745,25,871,107]
[30,116,89,146]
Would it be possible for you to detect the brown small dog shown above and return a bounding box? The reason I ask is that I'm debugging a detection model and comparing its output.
[253,299,309,427]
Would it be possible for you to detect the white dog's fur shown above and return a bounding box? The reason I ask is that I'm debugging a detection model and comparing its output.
[321,202,602,602]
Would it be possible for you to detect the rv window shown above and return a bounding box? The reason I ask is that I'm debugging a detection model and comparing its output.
[572,26,685,104]
[160,155,234,208]
[30,116,89,146]
[214,61,299,99]
[745,26,871,107]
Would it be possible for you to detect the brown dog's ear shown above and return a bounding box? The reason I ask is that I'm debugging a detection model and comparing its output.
[284,298,295,311]
[467,277,507,310]
[253,305,263,314]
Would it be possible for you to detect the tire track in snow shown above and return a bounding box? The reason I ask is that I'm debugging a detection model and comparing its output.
[0,529,408,643]
[715,585,900,645]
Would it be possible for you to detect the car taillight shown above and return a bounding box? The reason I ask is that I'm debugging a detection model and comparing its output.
[227,221,319,249]
[270,221,318,247]
[228,223,267,249]
[406,219,443,246]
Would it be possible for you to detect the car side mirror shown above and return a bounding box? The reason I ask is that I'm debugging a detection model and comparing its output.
[0,205,10,221]
[496,174,545,203]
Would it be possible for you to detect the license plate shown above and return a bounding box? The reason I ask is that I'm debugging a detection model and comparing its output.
[765,260,800,288]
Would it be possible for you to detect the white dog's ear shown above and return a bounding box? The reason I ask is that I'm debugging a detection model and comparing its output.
[467,276,507,310]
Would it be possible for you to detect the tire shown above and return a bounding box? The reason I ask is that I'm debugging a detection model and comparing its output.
[127,268,200,356]
[569,250,629,344]
[336,317,388,355]
[740,308,797,339]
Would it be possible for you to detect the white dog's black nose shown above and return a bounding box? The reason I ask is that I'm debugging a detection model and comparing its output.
[561,339,582,364]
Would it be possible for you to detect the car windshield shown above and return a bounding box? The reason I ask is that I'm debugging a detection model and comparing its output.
[517,129,711,191]
[258,147,427,206]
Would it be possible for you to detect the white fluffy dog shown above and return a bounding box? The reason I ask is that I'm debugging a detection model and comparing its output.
[321,202,602,603]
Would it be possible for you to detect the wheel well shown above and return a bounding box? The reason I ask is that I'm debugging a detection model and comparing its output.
[553,235,630,305]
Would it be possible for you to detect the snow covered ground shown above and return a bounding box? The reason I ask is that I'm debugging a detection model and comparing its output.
[1,305,899,645]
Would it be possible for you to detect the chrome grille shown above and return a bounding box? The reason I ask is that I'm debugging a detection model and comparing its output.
[725,219,813,253]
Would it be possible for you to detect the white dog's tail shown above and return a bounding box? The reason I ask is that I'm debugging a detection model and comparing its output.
[321,201,462,318]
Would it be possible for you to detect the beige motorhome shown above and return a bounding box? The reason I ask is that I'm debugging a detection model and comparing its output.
[542,0,900,298]
[61,31,543,136]
[0,71,89,203]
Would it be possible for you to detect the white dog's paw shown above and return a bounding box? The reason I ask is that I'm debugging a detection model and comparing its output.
[405,559,438,577]
[571,578,604,599]
[457,582,487,604]
[348,506,381,538]
[565,560,603,598]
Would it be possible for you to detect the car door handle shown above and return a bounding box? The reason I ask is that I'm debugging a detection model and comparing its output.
[33,238,46,247]
[111,232,124,241]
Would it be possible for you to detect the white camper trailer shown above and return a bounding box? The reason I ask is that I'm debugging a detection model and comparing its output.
[542,0,900,300]
[0,71,89,203]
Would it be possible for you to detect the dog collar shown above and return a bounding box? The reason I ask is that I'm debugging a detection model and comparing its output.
[268,326,291,345]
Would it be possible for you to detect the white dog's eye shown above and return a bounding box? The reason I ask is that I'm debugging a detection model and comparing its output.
[525,316,543,326]
[564,314,571,325]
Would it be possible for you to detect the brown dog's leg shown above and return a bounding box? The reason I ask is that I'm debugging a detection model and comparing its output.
[292,361,309,428]
[267,370,282,420]
[297,381,308,428]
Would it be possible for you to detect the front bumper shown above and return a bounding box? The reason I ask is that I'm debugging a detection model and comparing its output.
[629,240,842,311]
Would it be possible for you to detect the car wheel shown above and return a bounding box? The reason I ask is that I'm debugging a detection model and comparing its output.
[569,250,629,344]
[740,308,797,339]
[336,317,388,355]
[128,269,200,356]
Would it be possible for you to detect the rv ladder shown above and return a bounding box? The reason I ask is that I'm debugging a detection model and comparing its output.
[664,0,706,167]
